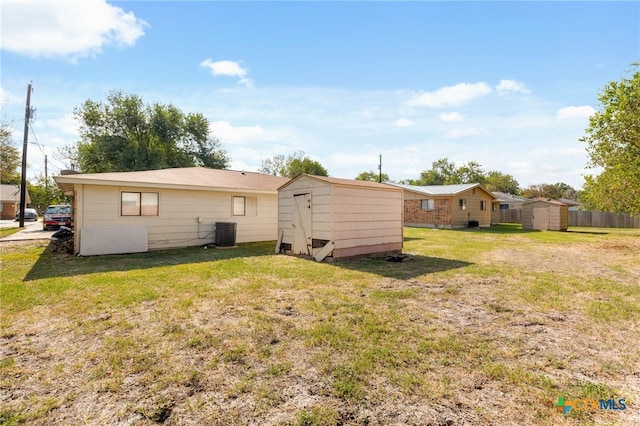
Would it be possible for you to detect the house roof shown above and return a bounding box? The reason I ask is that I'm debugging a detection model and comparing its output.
[492,191,528,204]
[278,174,402,191]
[54,167,290,194]
[0,184,30,203]
[390,182,496,198]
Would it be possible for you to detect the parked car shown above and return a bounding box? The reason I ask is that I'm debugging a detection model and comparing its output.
[43,204,72,230]
[15,208,38,221]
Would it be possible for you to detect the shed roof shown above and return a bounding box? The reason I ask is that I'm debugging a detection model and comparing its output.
[523,197,569,206]
[0,184,30,203]
[54,167,290,194]
[278,174,402,191]
[391,182,496,198]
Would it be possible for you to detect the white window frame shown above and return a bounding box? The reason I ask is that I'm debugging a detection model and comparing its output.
[421,199,435,210]
[233,196,246,216]
[121,192,159,216]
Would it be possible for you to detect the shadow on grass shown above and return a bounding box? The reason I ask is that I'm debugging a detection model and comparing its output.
[406,223,541,235]
[330,254,472,280]
[566,229,610,235]
[24,239,472,282]
[23,241,276,281]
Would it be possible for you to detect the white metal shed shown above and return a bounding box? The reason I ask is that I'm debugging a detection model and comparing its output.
[277,174,404,261]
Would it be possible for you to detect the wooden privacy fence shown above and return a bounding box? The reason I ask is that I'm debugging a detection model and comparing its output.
[498,210,640,228]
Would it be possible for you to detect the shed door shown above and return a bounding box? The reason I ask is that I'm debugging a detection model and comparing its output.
[292,193,312,255]
[532,207,549,230]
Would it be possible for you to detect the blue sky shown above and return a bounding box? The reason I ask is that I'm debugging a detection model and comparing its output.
[2,1,638,189]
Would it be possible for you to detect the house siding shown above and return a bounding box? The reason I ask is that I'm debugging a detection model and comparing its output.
[451,189,493,228]
[403,187,493,228]
[404,199,452,228]
[74,184,279,253]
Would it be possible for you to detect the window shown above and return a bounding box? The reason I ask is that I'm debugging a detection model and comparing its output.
[480,200,487,211]
[233,196,258,216]
[492,203,498,212]
[121,192,158,216]
[233,196,246,216]
[459,199,467,210]
[421,199,435,210]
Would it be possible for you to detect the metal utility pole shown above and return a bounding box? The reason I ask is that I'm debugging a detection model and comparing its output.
[19,83,33,228]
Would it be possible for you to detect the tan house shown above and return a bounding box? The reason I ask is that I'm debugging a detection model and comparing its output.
[54,167,289,256]
[277,174,403,261]
[522,198,569,231]
[1,184,30,220]
[393,183,496,228]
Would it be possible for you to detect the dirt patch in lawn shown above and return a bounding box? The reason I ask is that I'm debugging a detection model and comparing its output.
[1,235,638,425]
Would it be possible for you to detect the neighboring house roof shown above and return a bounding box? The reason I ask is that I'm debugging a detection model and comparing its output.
[0,184,31,203]
[523,197,569,206]
[54,167,290,194]
[390,182,496,199]
[278,174,402,191]
[492,192,528,204]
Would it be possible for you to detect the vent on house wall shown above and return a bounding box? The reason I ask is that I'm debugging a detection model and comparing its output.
[215,222,237,247]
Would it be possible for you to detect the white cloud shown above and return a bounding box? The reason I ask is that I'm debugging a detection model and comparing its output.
[42,114,81,137]
[439,112,464,122]
[1,0,148,60]
[408,82,491,108]
[200,59,254,88]
[0,86,21,105]
[556,105,596,120]
[210,121,298,145]
[445,127,480,139]
[496,79,532,95]
[395,118,414,127]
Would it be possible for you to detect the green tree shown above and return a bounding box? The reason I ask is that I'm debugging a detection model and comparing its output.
[455,161,486,184]
[417,158,457,185]
[521,183,576,200]
[484,171,520,194]
[416,158,487,185]
[259,151,328,178]
[258,154,288,176]
[1,123,21,184]
[68,91,229,173]
[355,170,390,182]
[581,64,640,214]
[27,175,71,213]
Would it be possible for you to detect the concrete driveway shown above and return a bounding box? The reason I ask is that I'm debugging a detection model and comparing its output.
[0,219,56,241]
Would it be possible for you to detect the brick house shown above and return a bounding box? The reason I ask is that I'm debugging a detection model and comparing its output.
[391,183,496,228]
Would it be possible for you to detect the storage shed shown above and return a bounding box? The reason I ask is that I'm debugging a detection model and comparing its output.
[277,174,404,261]
[521,198,569,231]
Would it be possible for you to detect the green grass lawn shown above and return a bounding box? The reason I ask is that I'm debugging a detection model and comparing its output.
[0,227,21,239]
[1,225,639,425]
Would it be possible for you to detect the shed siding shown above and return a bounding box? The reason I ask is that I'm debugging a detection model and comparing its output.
[278,175,403,259]
[522,201,568,231]
[332,185,403,252]
[76,184,278,252]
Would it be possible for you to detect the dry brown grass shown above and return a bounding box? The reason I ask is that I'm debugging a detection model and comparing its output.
[1,225,639,425]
